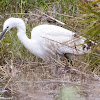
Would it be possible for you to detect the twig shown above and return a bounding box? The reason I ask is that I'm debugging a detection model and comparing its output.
[48,11,74,18]
[0,97,13,100]
[32,79,100,86]
[36,9,65,25]
[42,36,82,52]
[21,0,22,14]
[50,58,100,81]
[12,13,40,17]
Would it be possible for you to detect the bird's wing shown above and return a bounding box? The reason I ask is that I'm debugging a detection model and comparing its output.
[32,24,85,45]
[31,25,86,57]
[31,24,75,38]
[41,33,85,57]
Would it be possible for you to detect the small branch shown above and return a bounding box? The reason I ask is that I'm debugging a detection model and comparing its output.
[50,58,100,82]
[36,9,65,25]
[32,79,100,86]
[48,11,74,18]
[12,13,40,17]
[21,0,22,14]
[0,97,13,100]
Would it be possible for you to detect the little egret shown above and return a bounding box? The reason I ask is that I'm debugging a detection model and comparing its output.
[0,18,94,60]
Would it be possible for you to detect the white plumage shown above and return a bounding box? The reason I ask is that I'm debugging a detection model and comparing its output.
[0,18,93,60]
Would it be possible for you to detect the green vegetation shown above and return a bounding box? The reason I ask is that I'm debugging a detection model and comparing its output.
[0,0,99,72]
[0,0,100,99]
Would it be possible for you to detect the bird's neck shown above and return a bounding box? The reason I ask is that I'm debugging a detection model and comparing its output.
[17,28,32,51]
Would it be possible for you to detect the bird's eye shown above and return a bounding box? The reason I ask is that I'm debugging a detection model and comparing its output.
[7,26,9,29]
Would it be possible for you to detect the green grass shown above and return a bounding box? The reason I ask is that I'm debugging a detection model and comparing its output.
[0,0,100,99]
[0,0,99,72]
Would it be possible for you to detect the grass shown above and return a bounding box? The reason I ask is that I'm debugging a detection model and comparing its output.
[0,0,100,100]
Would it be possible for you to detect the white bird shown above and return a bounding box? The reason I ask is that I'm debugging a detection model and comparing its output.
[0,18,93,61]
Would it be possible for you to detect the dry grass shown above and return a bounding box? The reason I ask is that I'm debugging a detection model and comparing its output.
[0,1,100,99]
[0,57,100,100]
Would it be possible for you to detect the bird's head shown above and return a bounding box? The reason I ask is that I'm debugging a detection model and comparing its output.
[0,17,25,40]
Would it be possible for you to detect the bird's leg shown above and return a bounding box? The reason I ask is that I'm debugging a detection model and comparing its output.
[64,53,73,66]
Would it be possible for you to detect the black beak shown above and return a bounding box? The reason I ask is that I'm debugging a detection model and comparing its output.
[0,28,7,40]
